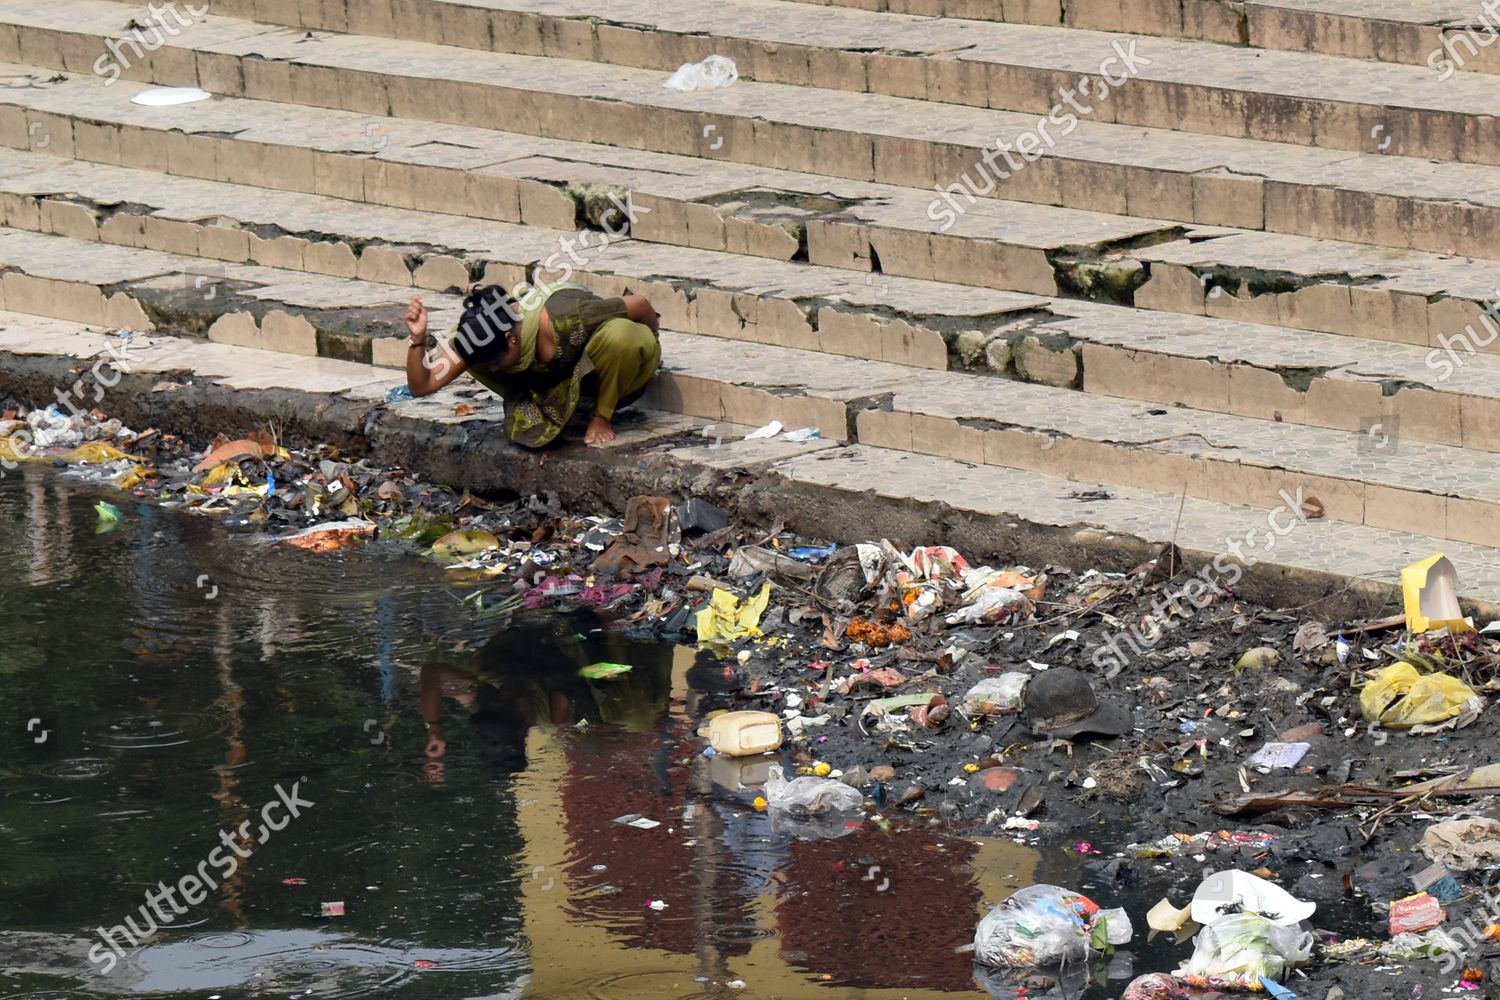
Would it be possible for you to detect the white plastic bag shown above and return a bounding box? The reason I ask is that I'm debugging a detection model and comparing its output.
[946,586,1030,625]
[1176,914,1314,990]
[962,674,1030,716]
[974,884,1117,968]
[662,55,739,91]
[27,407,84,449]
[764,765,863,816]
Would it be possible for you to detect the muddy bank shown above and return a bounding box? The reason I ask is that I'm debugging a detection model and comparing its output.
[6,352,1500,999]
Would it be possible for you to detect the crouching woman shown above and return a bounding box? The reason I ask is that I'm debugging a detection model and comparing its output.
[404,283,661,446]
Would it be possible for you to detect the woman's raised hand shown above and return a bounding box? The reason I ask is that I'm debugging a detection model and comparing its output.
[404,296,429,342]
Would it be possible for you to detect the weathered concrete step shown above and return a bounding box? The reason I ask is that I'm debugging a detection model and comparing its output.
[224,0,1249,47]
[173,0,1500,165]
[7,311,1499,611]
[7,209,1500,458]
[0,178,1054,374]
[7,102,1500,370]
[649,334,1500,545]
[0,225,462,367]
[1132,230,1500,360]
[4,62,1500,266]
[763,0,1500,76]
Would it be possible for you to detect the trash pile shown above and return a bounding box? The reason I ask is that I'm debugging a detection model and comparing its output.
[14,399,1500,997]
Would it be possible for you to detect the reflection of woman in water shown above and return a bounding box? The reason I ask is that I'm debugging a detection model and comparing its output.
[416,618,670,782]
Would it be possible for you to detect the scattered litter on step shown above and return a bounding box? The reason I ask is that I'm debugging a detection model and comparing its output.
[743,420,783,440]
[662,54,739,91]
[131,86,213,106]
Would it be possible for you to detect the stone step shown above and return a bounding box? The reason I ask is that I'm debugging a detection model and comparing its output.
[7,263,1492,545]
[647,334,1500,545]
[5,84,1500,363]
[9,188,1500,457]
[6,14,1500,259]
[6,310,1499,608]
[183,0,1500,161]
[746,0,1500,77]
[221,0,1250,47]
[0,225,466,367]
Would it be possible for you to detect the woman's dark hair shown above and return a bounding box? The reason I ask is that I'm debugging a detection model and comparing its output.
[452,284,520,365]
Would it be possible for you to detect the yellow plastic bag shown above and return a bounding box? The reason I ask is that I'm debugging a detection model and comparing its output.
[64,441,136,465]
[113,465,152,490]
[696,581,772,644]
[1359,662,1478,728]
[0,437,34,463]
[199,461,245,489]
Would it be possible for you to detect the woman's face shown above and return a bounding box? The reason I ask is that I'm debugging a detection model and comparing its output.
[477,327,522,374]
[440,675,479,707]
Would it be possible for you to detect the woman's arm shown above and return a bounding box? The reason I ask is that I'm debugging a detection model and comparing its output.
[404,296,467,396]
[622,294,660,334]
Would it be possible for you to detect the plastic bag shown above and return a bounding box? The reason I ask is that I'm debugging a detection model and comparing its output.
[662,54,738,91]
[1176,914,1313,990]
[962,674,1029,716]
[1121,974,1185,1000]
[27,406,84,449]
[910,545,971,583]
[946,586,1031,625]
[695,581,772,643]
[974,884,1121,968]
[763,765,863,816]
[1421,816,1500,871]
[1358,662,1479,728]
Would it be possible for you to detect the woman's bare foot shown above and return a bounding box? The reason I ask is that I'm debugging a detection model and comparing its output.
[584,413,616,446]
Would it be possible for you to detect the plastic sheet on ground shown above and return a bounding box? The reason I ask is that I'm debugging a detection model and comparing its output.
[696,581,772,644]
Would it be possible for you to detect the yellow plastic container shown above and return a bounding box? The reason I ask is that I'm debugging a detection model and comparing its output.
[701,711,782,757]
